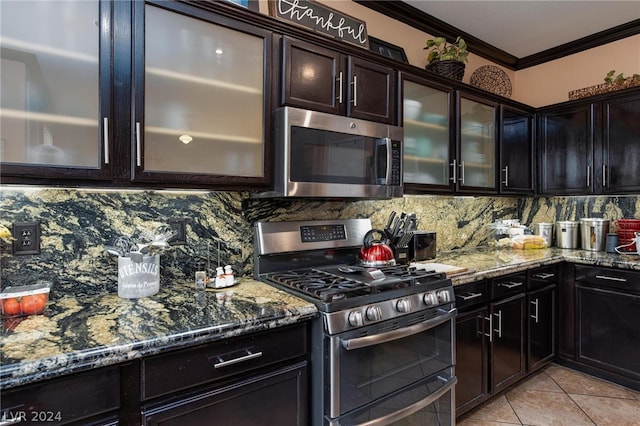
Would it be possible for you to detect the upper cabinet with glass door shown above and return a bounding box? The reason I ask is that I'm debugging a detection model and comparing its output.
[401,74,453,191]
[457,94,497,192]
[0,0,111,181]
[132,1,272,187]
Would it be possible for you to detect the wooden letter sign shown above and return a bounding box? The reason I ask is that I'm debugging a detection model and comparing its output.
[269,0,368,48]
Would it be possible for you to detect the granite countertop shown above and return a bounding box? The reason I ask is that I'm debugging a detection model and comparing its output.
[2,247,639,391]
[0,278,317,389]
[421,247,640,286]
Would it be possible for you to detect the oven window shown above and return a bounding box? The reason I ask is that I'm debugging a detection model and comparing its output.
[289,126,385,184]
[339,369,455,426]
[335,314,453,415]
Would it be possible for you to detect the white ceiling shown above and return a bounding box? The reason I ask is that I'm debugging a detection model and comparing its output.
[402,1,640,58]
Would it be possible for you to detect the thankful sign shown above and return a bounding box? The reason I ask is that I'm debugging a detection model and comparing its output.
[269,0,368,48]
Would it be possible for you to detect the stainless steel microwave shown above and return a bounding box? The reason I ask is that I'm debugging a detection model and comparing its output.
[257,106,403,198]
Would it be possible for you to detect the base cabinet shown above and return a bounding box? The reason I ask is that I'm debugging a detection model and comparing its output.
[454,266,558,418]
[142,363,307,426]
[455,305,489,415]
[0,366,120,426]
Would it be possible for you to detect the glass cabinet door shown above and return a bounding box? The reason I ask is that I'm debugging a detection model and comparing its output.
[459,96,496,189]
[0,0,110,177]
[134,3,268,182]
[402,79,452,187]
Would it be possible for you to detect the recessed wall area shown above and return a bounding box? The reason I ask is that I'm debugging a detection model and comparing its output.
[1,187,638,297]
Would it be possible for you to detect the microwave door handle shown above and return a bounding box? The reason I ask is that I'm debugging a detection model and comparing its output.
[378,137,392,184]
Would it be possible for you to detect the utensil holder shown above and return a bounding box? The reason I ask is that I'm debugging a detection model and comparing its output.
[118,254,160,298]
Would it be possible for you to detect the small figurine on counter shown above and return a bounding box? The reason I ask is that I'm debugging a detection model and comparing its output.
[215,266,226,288]
[224,265,235,286]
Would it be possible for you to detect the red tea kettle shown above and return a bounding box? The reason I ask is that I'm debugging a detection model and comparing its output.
[358,229,396,267]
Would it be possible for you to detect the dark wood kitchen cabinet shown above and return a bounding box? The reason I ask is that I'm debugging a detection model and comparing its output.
[489,275,527,394]
[454,279,490,417]
[140,324,310,425]
[281,37,396,124]
[0,365,120,426]
[500,106,535,194]
[131,1,272,187]
[527,266,557,373]
[564,265,640,391]
[0,0,115,183]
[456,93,498,193]
[538,87,640,195]
[2,0,274,190]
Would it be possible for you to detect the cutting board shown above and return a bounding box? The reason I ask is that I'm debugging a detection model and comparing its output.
[411,262,473,277]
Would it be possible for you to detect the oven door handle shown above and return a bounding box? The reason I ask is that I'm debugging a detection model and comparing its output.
[342,307,457,350]
[356,375,458,426]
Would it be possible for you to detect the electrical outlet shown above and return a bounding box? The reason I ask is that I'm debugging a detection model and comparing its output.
[13,221,41,255]
[168,218,187,245]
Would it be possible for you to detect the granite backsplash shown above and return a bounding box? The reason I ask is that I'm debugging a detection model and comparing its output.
[1,187,638,297]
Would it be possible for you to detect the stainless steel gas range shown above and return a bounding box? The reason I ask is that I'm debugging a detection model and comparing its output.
[254,219,457,426]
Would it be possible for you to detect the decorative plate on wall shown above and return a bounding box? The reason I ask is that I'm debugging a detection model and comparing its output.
[470,65,512,98]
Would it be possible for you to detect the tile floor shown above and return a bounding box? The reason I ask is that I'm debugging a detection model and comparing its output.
[457,364,640,426]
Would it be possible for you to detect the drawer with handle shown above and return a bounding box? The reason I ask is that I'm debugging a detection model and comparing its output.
[141,324,308,400]
[528,265,558,290]
[491,273,526,300]
[575,265,640,294]
[453,280,489,311]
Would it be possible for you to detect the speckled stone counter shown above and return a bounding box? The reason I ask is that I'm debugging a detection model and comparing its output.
[423,247,640,286]
[0,278,317,390]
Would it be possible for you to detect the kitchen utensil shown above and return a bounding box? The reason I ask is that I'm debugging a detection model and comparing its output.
[103,245,124,257]
[556,221,579,249]
[580,218,610,251]
[384,211,397,236]
[533,223,554,247]
[358,229,396,267]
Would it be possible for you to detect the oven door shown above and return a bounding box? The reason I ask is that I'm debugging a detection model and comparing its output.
[326,305,456,423]
[335,368,456,426]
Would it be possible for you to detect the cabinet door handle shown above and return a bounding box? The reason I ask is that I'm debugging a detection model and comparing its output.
[459,160,465,184]
[103,116,110,165]
[449,159,457,183]
[531,298,539,323]
[336,71,343,104]
[135,121,142,167]
[484,314,493,342]
[533,272,555,280]
[498,281,523,289]
[212,349,263,369]
[586,165,591,187]
[502,165,509,186]
[351,75,357,106]
[602,164,607,187]
[459,292,482,301]
[493,310,503,338]
[595,274,627,282]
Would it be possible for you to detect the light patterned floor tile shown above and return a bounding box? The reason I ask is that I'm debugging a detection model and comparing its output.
[570,393,640,426]
[463,395,520,424]
[510,369,564,393]
[457,418,520,426]
[506,388,593,426]
[545,364,637,399]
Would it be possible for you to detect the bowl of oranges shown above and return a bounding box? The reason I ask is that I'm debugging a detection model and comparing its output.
[1,282,50,317]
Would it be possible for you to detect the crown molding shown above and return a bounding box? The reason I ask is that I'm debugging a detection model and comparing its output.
[355,1,640,71]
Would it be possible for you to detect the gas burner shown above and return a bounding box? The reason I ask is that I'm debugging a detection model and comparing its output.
[268,269,372,302]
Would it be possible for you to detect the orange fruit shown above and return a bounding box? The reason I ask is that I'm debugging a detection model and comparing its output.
[20,294,47,315]
[2,298,21,316]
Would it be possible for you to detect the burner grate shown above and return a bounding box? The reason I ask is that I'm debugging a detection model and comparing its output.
[267,269,372,302]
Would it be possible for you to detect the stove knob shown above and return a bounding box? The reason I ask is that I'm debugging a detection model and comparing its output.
[396,298,412,313]
[437,289,451,303]
[348,311,364,327]
[366,306,382,322]
[423,292,439,306]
